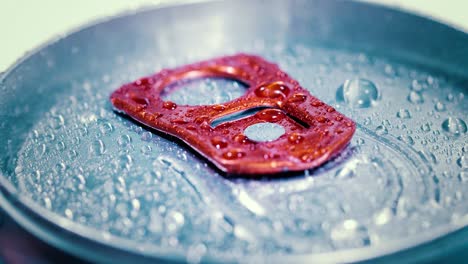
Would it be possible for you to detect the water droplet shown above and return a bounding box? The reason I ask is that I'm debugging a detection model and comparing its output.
[375,125,388,135]
[44,197,52,209]
[244,123,285,142]
[336,78,379,108]
[233,134,252,144]
[288,93,307,103]
[140,145,152,154]
[116,154,133,170]
[56,141,66,151]
[131,198,141,211]
[148,209,163,234]
[374,208,392,225]
[434,101,446,112]
[300,151,317,162]
[163,101,177,110]
[233,225,255,241]
[356,138,365,145]
[397,109,412,119]
[441,118,467,136]
[420,123,431,132]
[35,144,47,157]
[254,82,290,98]
[459,170,468,182]
[212,104,226,111]
[65,208,74,219]
[187,243,207,264]
[49,114,65,129]
[256,109,285,122]
[130,96,149,107]
[68,149,78,160]
[211,137,228,149]
[384,64,396,76]
[118,134,132,147]
[288,133,304,144]
[334,166,355,179]
[99,121,114,135]
[165,210,185,233]
[311,100,324,107]
[398,135,415,145]
[54,163,66,173]
[89,139,105,155]
[223,149,246,160]
[316,116,328,123]
[410,80,424,91]
[331,219,361,241]
[447,93,454,102]
[457,156,468,168]
[407,91,424,104]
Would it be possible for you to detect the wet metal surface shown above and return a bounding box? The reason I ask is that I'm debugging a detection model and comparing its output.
[0,0,467,262]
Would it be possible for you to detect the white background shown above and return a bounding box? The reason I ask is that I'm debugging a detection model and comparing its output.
[0,0,467,71]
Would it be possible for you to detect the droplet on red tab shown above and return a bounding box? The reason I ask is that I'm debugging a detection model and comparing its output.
[233,134,252,144]
[300,151,315,162]
[311,101,324,107]
[172,119,188,124]
[211,137,228,149]
[254,82,290,98]
[212,105,226,111]
[194,116,208,124]
[288,133,304,144]
[134,77,154,86]
[130,96,149,107]
[163,101,177,110]
[316,116,327,123]
[257,109,285,122]
[223,149,246,160]
[288,93,307,103]
[264,152,281,160]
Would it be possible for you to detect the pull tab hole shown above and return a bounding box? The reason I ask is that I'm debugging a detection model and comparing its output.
[211,106,272,128]
[244,122,285,142]
[162,77,248,106]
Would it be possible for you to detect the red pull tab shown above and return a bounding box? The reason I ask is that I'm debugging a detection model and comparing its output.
[110,54,355,175]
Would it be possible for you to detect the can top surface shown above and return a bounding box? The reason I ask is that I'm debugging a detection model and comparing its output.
[0,0,467,263]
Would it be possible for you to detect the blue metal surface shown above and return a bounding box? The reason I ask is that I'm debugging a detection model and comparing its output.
[0,0,467,263]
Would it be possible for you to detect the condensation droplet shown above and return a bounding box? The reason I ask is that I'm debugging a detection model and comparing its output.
[459,170,468,182]
[434,101,446,112]
[397,109,412,119]
[407,91,424,104]
[334,166,355,179]
[398,135,415,145]
[441,118,467,136]
[99,121,114,135]
[65,208,74,219]
[118,134,132,147]
[420,123,431,132]
[165,210,185,233]
[410,79,424,91]
[375,125,388,135]
[49,114,65,129]
[374,208,392,225]
[457,156,468,168]
[89,139,105,155]
[140,145,152,154]
[336,79,379,108]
